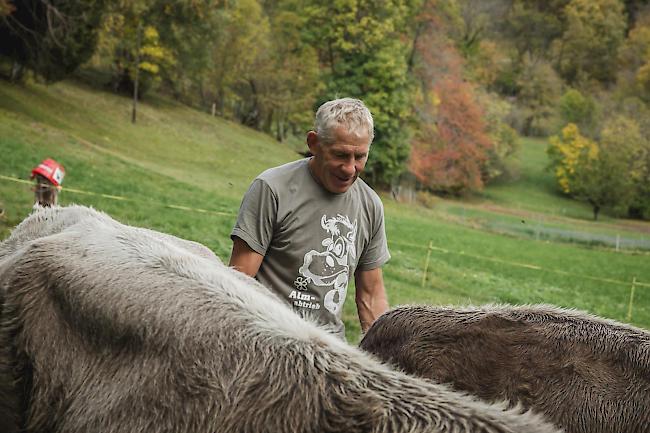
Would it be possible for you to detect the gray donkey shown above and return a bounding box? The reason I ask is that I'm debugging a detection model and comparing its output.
[360,304,650,433]
[0,206,560,433]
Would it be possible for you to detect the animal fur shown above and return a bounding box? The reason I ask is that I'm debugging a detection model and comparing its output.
[359,304,650,433]
[0,205,561,433]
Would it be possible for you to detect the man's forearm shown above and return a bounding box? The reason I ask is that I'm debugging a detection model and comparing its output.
[355,267,389,333]
[356,291,389,333]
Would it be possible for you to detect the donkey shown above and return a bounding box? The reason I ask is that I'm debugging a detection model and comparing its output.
[0,206,560,433]
[360,304,650,433]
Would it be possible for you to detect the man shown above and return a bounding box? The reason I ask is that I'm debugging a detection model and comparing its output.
[229,98,390,339]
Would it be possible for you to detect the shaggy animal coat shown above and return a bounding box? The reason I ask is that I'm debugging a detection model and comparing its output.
[359,304,650,433]
[0,206,560,433]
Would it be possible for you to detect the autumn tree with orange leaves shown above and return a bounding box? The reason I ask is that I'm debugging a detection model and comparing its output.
[409,1,493,195]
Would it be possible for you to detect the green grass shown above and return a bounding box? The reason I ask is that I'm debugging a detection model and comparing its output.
[483,137,601,220]
[0,79,299,256]
[2,79,650,343]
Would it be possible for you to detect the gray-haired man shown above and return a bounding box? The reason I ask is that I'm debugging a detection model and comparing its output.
[229,98,390,340]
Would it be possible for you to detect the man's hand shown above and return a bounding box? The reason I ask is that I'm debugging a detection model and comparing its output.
[354,267,389,333]
[229,237,264,277]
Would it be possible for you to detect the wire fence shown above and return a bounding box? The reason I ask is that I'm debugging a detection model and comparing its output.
[485,220,650,251]
[5,174,648,251]
[3,174,648,320]
[0,174,236,218]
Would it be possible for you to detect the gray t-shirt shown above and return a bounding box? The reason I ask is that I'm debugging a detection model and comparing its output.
[231,158,390,338]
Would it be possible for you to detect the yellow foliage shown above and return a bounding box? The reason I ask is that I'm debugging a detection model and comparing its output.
[140,45,166,60]
[137,26,176,74]
[548,123,599,194]
[143,26,160,42]
[139,61,159,74]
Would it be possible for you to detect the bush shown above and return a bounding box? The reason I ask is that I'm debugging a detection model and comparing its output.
[416,191,438,209]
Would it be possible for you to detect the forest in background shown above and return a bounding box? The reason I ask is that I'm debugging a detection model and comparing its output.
[2,0,650,220]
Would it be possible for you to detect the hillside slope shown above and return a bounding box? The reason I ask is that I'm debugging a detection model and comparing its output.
[1,79,648,342]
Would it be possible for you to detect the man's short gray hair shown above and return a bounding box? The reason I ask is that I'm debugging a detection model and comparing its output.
[314,98,374,145]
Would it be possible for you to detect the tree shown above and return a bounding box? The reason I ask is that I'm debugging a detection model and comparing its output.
[257,2,322,140]
[410,78,492,194]
[585,117,644,218]
[515,56,562,136]
[409,1,493,195]
[629,136,650,219]
[96,1,157,95]
[464,39,508,89]
[476,90,521,181]
[0,0,106,82]
[548,123,600,216]
[151,0,223,103]
[616,97,650,219]
[206,0,271,125]
[503,0,568,62]
[617,10,650,103]
[196,0,322,138]
[303,0,417,186]
[548,119,642,219]
[558,88,597,133]
[455,0,508,56]
[558,0,627,84]
[94,0,221,99]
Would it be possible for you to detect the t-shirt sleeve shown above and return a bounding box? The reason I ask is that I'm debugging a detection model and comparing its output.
[357,198,391,271]
[230,179,277,256]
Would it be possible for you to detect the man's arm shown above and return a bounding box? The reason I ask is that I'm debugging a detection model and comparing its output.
[229,236,264,277]
[354,267,389,333]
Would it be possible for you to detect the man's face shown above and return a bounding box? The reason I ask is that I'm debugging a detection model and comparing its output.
[307,125,371,194]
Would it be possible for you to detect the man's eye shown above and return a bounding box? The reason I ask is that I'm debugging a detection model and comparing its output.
[356,154,367,160]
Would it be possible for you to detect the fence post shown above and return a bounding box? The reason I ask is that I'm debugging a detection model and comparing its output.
[421,241,433,288]
[615,234,620,252]
[626,277,637,322]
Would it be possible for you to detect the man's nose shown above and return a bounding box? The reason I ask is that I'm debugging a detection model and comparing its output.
[341,158,356,176]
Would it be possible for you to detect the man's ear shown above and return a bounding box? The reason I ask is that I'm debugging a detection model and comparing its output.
[306,131,319,154]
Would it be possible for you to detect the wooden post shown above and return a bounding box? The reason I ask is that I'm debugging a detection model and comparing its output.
[132,20,143,124]
[421,241,433,288]
[615,234,620,251]
[212,103,216,116]
[626,277,637,322]
[33,174,59,206]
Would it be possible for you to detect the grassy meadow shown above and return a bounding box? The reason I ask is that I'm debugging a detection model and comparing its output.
[1,78,649,343]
